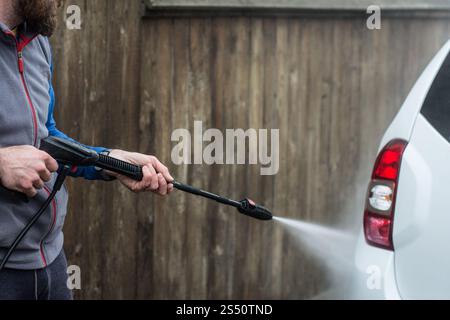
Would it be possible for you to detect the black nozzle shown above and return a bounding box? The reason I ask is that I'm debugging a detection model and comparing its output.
[238,199,273,221]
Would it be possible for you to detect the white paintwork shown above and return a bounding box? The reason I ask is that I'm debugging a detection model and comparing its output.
[349,230,400,299]
[350,40,450,300]
[393,115,450,299]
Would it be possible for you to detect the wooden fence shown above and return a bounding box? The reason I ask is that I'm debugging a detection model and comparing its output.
[50,0,450,299]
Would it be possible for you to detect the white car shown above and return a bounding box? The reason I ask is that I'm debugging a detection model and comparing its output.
[350,40,450,300]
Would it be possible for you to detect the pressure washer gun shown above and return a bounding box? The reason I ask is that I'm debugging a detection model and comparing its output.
[0,136,272,271]
[40,136,273,221]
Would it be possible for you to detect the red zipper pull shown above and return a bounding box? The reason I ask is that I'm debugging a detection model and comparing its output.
[18,51,24,73]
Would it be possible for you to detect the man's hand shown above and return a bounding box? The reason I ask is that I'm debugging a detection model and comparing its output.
[108,150,174,196]
[0,146,59,198]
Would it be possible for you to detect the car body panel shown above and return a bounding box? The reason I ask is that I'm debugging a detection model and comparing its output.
[349,230,400,299]
[393,115,450,299]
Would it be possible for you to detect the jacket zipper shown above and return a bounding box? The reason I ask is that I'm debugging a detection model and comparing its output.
[18,50,39,147]
[4,31,39,147]
[4,30,55,267]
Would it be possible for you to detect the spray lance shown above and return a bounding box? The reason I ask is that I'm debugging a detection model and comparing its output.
[0,136,272,271]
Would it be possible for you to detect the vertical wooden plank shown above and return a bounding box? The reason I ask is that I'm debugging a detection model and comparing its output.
[165,18,191,299]
[258,17,279,298]
[203,18,226,299]
[280,18,309,299]
[227,17,251,299]
[145,19,174,299]
[269,18,289,299]
[185,18,213,299]
[100,0,142,300]
[243,17,265,299]
[136,18,158,300]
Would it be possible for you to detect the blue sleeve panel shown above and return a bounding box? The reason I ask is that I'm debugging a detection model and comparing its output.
[46,70,109,181]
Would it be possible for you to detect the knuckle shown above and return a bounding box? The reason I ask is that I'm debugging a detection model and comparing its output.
[38,150,49,159]
[41,170,50,178]
[36,162,46,172]
[49,158,58,168]
[19,177,29,186]
[22,181,33,190]
[34,176,43,184]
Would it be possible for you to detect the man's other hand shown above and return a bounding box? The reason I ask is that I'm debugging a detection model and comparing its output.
[0,146,59,198]
[108,150,174,196]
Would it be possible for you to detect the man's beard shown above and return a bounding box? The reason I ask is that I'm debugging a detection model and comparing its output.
[16,0,58,37]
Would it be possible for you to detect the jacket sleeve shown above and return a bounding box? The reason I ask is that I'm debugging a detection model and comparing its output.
[46,68,110,181]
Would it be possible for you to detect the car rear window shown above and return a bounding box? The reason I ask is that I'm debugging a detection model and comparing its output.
[421,52,450,143]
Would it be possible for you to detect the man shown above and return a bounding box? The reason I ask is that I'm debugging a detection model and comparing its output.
[0,0,174,300]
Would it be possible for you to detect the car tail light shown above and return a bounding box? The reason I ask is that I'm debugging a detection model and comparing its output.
[364,139,408,250]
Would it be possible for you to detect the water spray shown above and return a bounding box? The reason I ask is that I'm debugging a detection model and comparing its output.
[0,136,272,271]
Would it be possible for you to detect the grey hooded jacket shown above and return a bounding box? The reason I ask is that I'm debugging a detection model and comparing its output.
[0,22,107,270]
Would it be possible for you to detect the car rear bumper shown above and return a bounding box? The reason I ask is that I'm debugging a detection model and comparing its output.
[348,230,401,300]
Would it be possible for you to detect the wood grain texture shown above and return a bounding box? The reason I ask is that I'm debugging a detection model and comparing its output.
[50,1,450,299]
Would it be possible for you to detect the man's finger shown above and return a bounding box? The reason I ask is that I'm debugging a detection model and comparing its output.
[151,158,174,182]
[146,164,159,191]
[157,173,167,196]
[32,178,45,190]
[42,153,59,172]
[39,168,52,182]
[23,186,37,198]
[139,166,153,190]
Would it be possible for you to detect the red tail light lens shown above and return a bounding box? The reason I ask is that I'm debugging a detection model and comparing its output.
[373,142,406,180]
[364,215,392,249]
[364,140,408,250]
